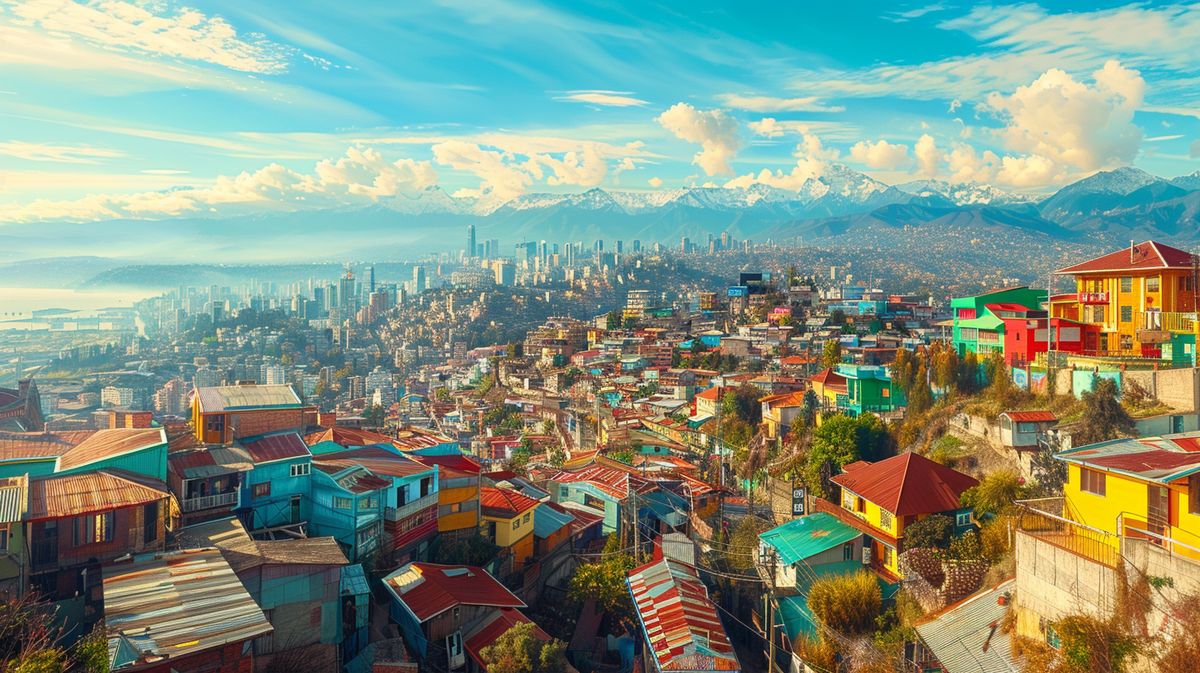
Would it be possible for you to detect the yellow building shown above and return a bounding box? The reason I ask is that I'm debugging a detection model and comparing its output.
[1055,433,1200,561]
[1052,240,1198,359]
[818,452,978,580]
[410,455,482,538]
[480,486,540,571]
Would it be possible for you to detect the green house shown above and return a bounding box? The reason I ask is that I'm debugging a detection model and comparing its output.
[951,287,1046,359]
[834,364,907,415]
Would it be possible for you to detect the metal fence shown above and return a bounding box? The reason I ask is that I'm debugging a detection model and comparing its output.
[1014,497,1119,567]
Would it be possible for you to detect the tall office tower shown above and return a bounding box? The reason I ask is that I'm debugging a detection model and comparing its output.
[537,240,548,263]
[369,265,376,294]
[681,237,691,253]
[594,240,604,253]
[466,224,476,260]
[339,266,357,316]
[720,231,730,249]
[632,239,641,252]
[615,240,623,254]
[412,265,427,293]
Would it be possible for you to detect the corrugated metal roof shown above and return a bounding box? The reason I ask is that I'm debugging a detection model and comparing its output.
[382,563,525,623]
[313,461,392,493]
[28,470,170,520]
[1058,431,1200,482]
[914,580,1018,673]
[830,453,978,517]
[481,486,539,518]
[196,384,301,412]
[0,430,94,462]
[168,446,254,479]
[0,475,28,523]
[1000,411,1057,423]
[533,501,573,538]
[317,447,433,478]
[57,428,166,471]
[1056,240,1194,275]
[759,512,861,566]
[103,548,273,670]
[240,432,310,464]
[626,558,740,672]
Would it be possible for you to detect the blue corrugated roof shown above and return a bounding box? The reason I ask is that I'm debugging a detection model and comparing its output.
[340,563,369,596]
[533,502,573,538]
[759,512,861,565]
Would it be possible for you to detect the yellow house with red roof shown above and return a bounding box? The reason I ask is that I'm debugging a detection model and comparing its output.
[480,485,540,570]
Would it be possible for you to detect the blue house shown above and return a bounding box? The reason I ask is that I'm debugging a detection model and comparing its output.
[310,458,390,563]
[239,431,313,531]
[0,427,168,480]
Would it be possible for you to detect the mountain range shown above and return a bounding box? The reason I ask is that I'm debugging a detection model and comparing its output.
[3,165,1200,268]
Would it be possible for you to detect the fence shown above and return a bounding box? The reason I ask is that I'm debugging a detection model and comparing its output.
[1014,497,1119,567]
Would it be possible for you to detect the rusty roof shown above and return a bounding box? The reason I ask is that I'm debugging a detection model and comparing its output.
[626,558,740,672]
[1057,432,1200,482]
[1001,410,1057,423]
[830,452,978,517]
[480,486,540,519]
[240,431,311,464]
[313,461,391,493]
[196,384,302,412]
[103,548,273,671]
[168,446,254,479]
[28,469,171,520]
[56,427,166,472]
[318,447,433,478]
[0,430,94,462]
[0,475,28,523]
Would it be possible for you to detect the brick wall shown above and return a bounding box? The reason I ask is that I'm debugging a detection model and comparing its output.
[231,409,306,439]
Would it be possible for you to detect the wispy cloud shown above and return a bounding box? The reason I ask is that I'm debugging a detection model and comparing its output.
[716,93,843,113]
[556,90,647,107]
[886,3,947,22]
[0,140,123,164]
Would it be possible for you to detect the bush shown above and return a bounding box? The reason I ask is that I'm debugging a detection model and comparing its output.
[807,571,883,635]
[961,470,1025,517]
[903,514,955,550]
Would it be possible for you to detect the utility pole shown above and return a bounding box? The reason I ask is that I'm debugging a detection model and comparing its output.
[766,550,778,673]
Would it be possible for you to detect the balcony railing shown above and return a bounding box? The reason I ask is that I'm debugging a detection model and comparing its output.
[1015,497,1119,567]
[386,493,439,521]
[182,491,238,513]
[1142,311,1196,334]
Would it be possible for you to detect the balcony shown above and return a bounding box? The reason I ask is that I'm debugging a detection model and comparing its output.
[386,492,439,521]
[182,491,239,513]
[1141,311,1196,334]
[1015,497,1118,567]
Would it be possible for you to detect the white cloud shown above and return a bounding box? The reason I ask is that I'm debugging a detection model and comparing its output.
[747,117,861,142]
[656,102,741,176]
[887,3,947,21]
[0,140,123,164]
[557,90,647,107]
[0,146,438,222]
[5,0,293,73]
[948,99,961,113]
[648,176,663,187]
[849,139,909,170]
[1191,140,1200,159]
[944,143,1069,188]
[724,128,836,191]
[716,94,844,113]
[914,134,943,177]
[984,60,1144,171]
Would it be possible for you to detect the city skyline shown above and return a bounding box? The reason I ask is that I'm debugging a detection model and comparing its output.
[1,1,1199,228]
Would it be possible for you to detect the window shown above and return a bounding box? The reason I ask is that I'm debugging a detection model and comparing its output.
[0,524,8,551]
[1121,276,1133,293]
[855,497,866,514]
[560,486,569,499]
[1148,276,1160,292]
[512,519,520,530]
[397,484,409,507]
[205,414,225,434]
[879,510,894,530]
[1080,468,1106,496]
[842,542,853,561]
[959,327,979,342]
[1190,476,1200,515]
[360,496,378,510]
[143,501,159,544]
[523,513,531,524]
[290,463,310,477]
[1046,623,1062,650]
[253,482,271,498]
[1120,334,1133,351]
[1120,306,1133,323]
[333,496,352,510]
[956,511,972,527]
[75,512,114,545]
[419,477,433,497]
[1090,305,1105,323]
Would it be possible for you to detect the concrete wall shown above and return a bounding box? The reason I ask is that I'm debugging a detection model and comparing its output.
[1013,531,1117,640]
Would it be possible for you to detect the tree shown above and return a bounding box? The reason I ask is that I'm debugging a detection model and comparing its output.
[807,571,883,635]
[822,340,843,369]
[479,622,569,673]
[721,515,772,571]
[805,415,860,498]
[890,347,919,396]
[961,469,1025,517]
[569,535,636,620]
[1073,377,1135,446]
[1030,431,1068,495]
[902,514,955,550]
[434,534,498,566]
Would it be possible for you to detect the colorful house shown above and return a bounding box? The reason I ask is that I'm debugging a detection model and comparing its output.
[168,443,253,527]
[817,453,978,581]
[951,286,1047,361]
[834,364,906,416]
[480,486,540,574]
[547,464,655,535]
[239,431,313,531]
[0,475,27,597]
[626,558,740,673]
[760,390,808,440]
[1052,241,1198,363]
[408,452,482,541]
[310,458,389,563]
[193,383,307,444]
[382,562,527,664]
[0,427,168,480]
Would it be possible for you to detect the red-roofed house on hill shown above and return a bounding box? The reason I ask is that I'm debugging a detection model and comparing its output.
[819,452,978,581]
[193,383,309,444]
[1052,240,1199,363]
[626,558,740,672]
[480,486,541,575]
[382,562,526,666]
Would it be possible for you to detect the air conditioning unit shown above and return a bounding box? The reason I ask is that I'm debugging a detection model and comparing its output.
[862,547,872,566]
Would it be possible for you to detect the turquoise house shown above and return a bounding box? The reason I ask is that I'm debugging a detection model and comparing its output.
[834,364,907,416]
[310,459,390,563]
[0,427,168,480]
[239,431,313,531]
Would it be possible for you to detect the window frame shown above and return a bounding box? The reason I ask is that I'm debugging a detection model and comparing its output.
[289,462,310,478]
[1080,467,1107,496]
[253,482,271,498]
[333,496,352,510]
[1190,476,1200,515]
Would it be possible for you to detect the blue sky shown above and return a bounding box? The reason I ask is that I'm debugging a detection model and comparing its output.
[0,0,1198,221]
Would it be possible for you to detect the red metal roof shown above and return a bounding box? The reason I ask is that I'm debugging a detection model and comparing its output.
[409,453,482,475]
[480,486,540,518]
[383,563,525,623]
[1087,450,1200,474]
[830,452,978,517]
[464,609,548,668]
[627,559,740,672]
[28,469,170,520]
[1001,411,1057,423]
[319,447,432,478]
[241,432,310,464]
[1056,241,1195,275]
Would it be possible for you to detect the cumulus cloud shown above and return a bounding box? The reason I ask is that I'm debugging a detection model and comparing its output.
[914,134,943,177]
[6,0,293,73]
[849,139,909,169]
[724,128,837,191]
[656,103,741,176]
[430,139,625,206]
[1,146,438,222]
[0,140,123,164]
[716,93,844,113]
[944,143,1069,188]
[648,176,663,187]
[984,60,1144,171]
[557,90,647,107]
[948,99,962,113]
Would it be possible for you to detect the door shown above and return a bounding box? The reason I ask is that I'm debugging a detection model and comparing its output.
[290,495,302,524]
[1147,485,1169,543]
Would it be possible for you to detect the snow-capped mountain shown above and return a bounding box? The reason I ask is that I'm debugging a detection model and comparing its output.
[894,179,1033,206]
[1171,171,1200,192]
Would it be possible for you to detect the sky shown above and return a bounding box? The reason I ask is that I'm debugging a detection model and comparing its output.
[1,0,1199,222]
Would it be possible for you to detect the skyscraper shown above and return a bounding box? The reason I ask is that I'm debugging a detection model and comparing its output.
[339,265,357,315]
[412,265,427,293]
[369,265,376,294]
[466,224,476,260]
